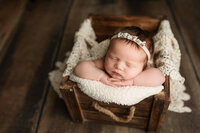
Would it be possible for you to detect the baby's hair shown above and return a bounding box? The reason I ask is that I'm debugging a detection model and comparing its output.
[110,26,154,69]
[112,26,154,55]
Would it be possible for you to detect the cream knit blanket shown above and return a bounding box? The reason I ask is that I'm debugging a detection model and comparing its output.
[49,19,191,113]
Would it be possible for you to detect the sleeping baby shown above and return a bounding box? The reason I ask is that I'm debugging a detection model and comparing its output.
[74,26,165,87]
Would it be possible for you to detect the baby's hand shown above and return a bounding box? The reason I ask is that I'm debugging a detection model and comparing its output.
[99,76,118,87]
[108,78,133,87]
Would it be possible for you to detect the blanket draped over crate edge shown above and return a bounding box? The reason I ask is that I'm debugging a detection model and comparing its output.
[49,19,191,113]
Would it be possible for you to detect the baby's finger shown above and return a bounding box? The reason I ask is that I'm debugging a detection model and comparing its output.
[108,78,122,82]
[113,81,131,87]
[104,81,117,87]
[111,82,124,86]
[108,78,117,81]
[108,83,118,87]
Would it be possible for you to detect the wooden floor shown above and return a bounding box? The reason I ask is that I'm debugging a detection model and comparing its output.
[0,0,200,133]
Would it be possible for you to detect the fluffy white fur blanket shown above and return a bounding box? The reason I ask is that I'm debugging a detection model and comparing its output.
[70,74,163,106]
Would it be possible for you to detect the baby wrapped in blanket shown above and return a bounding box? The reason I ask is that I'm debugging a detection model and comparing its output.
[74,26,165,87]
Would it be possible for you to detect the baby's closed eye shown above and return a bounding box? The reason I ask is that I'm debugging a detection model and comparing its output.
[109,55,118,61]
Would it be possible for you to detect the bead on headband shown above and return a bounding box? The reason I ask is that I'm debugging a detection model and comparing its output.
[111,32,151,60]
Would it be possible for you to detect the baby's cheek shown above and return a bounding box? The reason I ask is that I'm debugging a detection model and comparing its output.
[127,69,137,77]
[107,61,115,69]
[105,61,113,73]
[123,69,131,77]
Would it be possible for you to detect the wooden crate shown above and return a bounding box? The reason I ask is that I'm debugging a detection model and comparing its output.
[60,15,170,133]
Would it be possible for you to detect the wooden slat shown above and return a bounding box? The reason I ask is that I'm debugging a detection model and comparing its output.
[0,0,27,64]
[37,0,200,133]
[83,110,148,129]
[90,15,160,42]
[80,104,150,118]
[0,0,73,133]
[60,83,84,122]
[167,0,200,81]
[147,96,170,132]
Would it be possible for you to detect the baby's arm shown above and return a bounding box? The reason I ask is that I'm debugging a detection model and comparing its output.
[109,68,165,87]
[132,68,165,87]
[74,59,117,87]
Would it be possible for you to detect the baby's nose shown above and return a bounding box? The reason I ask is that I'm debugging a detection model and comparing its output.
[115,62,125,70]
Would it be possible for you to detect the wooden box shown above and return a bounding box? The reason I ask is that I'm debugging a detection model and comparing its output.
[60,15,170,133]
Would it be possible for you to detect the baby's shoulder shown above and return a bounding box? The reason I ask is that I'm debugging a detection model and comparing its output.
[93,58,104,69]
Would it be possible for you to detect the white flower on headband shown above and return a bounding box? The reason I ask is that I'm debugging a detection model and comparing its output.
[116,32,146,46]
[111,32,150,60]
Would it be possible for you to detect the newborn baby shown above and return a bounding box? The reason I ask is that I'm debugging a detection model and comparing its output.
[74,26,165,87]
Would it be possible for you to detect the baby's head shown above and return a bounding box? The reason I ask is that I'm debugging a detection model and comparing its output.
[104,26,153,80]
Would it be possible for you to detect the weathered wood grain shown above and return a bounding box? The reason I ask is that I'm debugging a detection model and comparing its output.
[0,0,27,64]
[89,15,160,42]
[0,0,73,133]
[83,110,148,129]
[60,83,84,122]
[167,0,200,82]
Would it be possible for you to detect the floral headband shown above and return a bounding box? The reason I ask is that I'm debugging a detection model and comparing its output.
[111,32,151,60]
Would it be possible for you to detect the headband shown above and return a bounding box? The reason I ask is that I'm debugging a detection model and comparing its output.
[111,32,151,60]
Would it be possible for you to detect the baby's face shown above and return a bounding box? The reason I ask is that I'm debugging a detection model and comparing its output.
[104,39,146,80]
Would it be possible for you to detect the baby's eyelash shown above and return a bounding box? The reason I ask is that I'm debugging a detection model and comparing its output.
[110,56,118,60]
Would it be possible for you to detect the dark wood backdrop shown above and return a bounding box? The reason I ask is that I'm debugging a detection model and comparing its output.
[0,0,200,133]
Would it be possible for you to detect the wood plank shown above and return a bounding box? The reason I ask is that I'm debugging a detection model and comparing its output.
[38,0,200,133]
[147,96,169,132]
[81,104,150,118]
[60,83,84,122]
[0,0,73,133]
[83,110,148,129]
[167,0,200,82]
[90,15,160,42]
[0,0,27,64]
